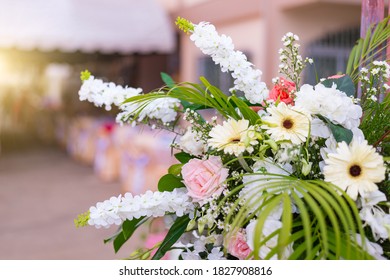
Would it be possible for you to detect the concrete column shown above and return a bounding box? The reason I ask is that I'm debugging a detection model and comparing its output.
[360,0,384,37]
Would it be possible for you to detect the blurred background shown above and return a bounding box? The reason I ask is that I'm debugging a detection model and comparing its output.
[0,0,372,259]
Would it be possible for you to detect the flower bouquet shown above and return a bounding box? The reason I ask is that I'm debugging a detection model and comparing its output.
[75,17,390,260]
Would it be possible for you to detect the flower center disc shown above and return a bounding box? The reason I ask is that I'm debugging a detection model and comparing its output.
[230,137,241,143]
[282,119,293,129]
[349,164,362,177]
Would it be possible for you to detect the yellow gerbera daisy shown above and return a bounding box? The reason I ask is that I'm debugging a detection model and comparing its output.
[323,140,386,200]
[261,102,310,145]
[208,118,257,156]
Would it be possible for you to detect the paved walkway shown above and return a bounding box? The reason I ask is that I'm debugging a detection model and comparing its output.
[0,148,138,259]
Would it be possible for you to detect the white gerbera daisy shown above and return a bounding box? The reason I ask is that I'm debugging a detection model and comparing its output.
[323,140,386,200]
[208,119,257,156]
[261,102,310,145]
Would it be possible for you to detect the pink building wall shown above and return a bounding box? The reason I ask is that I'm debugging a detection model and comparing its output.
[159,0,362,84]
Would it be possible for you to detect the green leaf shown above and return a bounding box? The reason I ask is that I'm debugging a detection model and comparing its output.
[346,46,356,74]
[299,182,342,258]
[184,103,211,111]
[252,195,284,259]
[112,233,126,254]
[321,75,355,97]
[158,174,185,192]
[152,215,190,260]
[161,72,175,88]
[122,218,144,239]
[160,72,208,113]
[199,76,240,119]
[174,152,192,164]
[228,176,367,259]
[123,77,242,122]
[278,193,292,258]
[160,72,206,112]
[168,163,184,176]
[229,95,260,125]
[346,17,390,83]
[317,115,353,144]
[327,229,374,260]
[293,185,329,257]
[328,122,353,144]
[290,191,312,257]
[109,217,147,253]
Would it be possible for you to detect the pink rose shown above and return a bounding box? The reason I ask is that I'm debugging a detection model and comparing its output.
[327,74,345,79]
[228,230,251,260]
[268,77,295,105]
[145,232,169,260]
[181,156,228,203]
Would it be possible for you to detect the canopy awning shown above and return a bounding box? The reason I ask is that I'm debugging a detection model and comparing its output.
[0,0,175,54]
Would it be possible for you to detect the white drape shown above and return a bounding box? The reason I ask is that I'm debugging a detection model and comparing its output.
[0,0,175,54]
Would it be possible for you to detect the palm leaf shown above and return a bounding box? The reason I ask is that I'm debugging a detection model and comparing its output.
[122,77,260,125]
[346,16,390,85]
[227,176,372,260]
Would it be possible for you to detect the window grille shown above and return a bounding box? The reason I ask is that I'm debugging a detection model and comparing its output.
[304,27,360,84]
[197,54,251,97]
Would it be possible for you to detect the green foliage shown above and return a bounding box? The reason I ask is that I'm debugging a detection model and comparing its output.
[83,17,390,260]
[175,17,194,34]
[346,17,390,84]
[80,70,91,81]
[158,174,185,192]
[321,75,355,97]
[225,177,372,260]
[152,215,191,259]
[360,93,390,154]
[228,95,261,125]
[161,72,175,88]
[74,211,90,228]
[168,163,184,176]
[103,217,148,253]
[122,76,259,125]
[161,72,210,112]
[317,116,353,144]
[174,152,193,164]
[380,168,390,199]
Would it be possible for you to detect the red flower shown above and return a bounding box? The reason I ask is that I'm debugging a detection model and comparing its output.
[268,77,295,105]
[102,122,115,134]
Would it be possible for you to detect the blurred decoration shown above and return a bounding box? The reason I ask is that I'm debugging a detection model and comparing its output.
[60,116,176,193]
[43,64,72,110]
[0,0,177,153]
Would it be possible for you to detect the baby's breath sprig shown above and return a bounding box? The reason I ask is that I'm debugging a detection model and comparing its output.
[278,32,312,89]
[359,61,390,103]
[175,17,195,34]
[183,108,215,143]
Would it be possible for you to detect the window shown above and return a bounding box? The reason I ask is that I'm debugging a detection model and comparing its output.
[197,56,234,95]
[304,27,360,84]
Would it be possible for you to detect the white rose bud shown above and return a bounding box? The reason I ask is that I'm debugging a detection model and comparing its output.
[179,128,205,156]
[301,159,312,176]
